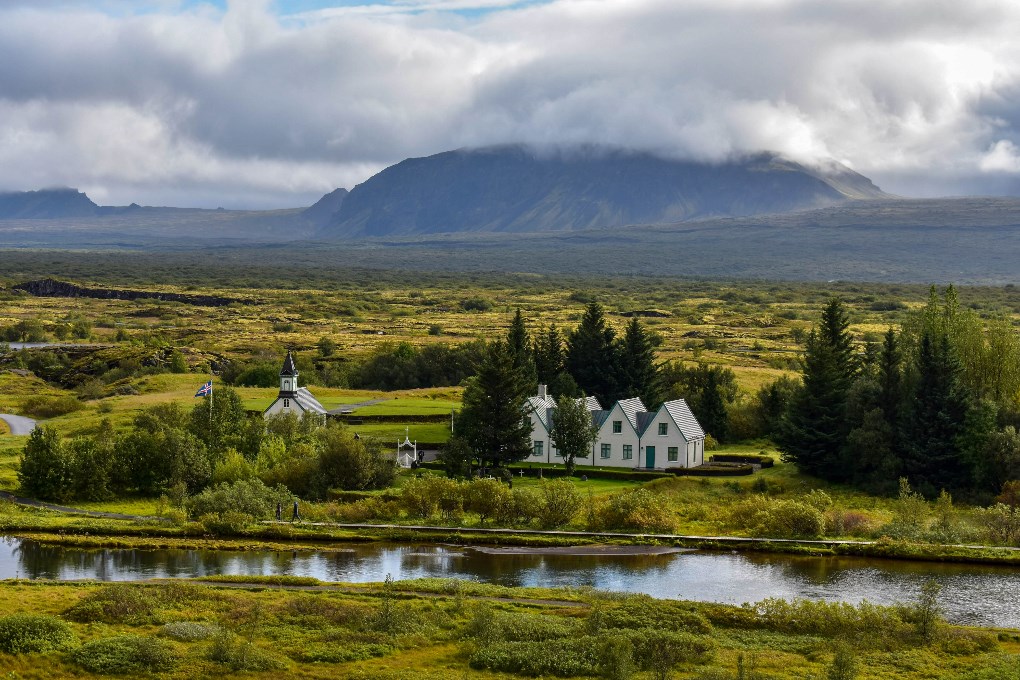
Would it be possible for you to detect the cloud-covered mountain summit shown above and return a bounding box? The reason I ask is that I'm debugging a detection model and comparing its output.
[319,146,888,237]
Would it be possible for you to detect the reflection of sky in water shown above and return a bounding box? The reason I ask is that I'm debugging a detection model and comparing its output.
[3,537,1019,627]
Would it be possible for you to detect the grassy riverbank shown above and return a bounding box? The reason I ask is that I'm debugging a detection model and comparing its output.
[0,577,1015,679]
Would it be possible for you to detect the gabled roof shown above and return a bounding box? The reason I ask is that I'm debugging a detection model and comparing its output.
[526,395,557,429]
[579,395,602,411]
[280,351,298,376]
[616,397,646,430]
[636,411,656,435]
[663,399,706,439]
[591,409,611,428]
[294,387,327,415]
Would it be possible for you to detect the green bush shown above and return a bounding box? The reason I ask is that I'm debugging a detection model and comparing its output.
[465,606,578,644]
[710,454,775,468]
[19,395,84,419]
[587,488,678,533]
[70,635,178,675]
[591,596,713,635]
[160,621,218,642]
[728,496,825,538]
[65,584,157,624]
[208,630,286,671]
[536,479,582,528]
[666,464,754,477]
[185,479,291,520]
[401,475,463,520]
[469,637,601,677]
[464,478,512,524]
[0,614,74,654]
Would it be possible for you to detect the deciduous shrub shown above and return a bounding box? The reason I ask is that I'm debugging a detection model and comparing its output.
[207,631,285,671]
[160,622,218,642]
[185,479,291,520]
[586,489,678,533]
[19,395,83,418]
[401,475,463,520]
[0,614,74,654]
[71,635,178,675]
[824,509,877,537]
[469,637,601,677]
[464,478,512,524]
[728,496,824,538]
[536,479,582,528]
[977,503,1020,545]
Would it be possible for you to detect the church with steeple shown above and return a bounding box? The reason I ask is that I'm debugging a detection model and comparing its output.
[262,351,328,419]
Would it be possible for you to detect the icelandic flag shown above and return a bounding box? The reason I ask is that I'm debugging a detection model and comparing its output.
[194,380,213,398]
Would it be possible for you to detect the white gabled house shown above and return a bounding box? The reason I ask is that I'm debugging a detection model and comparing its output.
[263,351,327,419]
[525,385,706,470]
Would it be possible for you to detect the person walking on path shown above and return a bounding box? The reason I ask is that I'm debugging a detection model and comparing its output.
[275,502,282,521]
[291,501,300,522]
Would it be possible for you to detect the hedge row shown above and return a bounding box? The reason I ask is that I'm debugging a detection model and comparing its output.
[666,464,754,477]
[710,454,775,468]
[417,460,673,482]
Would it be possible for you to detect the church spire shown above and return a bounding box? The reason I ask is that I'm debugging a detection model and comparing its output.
[279,351,298,397]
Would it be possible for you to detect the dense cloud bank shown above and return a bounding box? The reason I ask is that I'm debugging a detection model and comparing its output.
[2,0,1020,207]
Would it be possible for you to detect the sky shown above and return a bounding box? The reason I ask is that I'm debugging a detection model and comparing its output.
[2,0,1020,208]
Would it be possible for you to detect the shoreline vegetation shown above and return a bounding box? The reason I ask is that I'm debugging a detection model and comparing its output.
[0,575,1015,679]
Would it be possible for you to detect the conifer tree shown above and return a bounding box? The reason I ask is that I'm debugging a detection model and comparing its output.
[618,318,661,408]
[507,309,537,389]
[777,299,859,481]
[698,369,730,443]
[879,328,903,427]
[534,324,566,384]
[566,301,622,407]
[457,340,533,469]
[903,332,973,495]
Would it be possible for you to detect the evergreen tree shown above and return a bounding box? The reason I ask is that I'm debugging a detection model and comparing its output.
[698,369,730,443]
[566,301,622,407]
[878,328,903,427]
[458,340,533,469]
[534,325,566,384]
[776,330,850,479]
[507,309,537,388]
[903,332,973,495]
[618,318,661,408]
[777,299,859,481]
[550,394,599,476]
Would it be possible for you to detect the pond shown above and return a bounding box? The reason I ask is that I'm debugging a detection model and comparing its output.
[3,537,1018,628]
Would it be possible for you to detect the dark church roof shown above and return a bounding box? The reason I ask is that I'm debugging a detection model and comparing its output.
[280,351,298,376]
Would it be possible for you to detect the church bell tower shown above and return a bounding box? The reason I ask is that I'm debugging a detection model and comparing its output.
[279,351,298,398]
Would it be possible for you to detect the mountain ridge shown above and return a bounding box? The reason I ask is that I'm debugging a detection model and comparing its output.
[319,145,890,238]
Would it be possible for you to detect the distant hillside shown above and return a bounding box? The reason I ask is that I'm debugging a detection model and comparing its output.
[320,145,890,237]
[301,188,348,227]
[0,188,98,219]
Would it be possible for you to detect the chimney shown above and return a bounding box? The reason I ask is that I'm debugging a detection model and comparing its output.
[538,384,547,399]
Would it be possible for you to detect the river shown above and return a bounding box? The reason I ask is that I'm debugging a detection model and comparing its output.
[3,537,1019,627]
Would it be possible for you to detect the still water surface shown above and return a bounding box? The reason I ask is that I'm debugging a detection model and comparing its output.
[4,537,1018,628]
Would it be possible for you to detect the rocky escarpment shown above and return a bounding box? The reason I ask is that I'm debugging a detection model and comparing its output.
[13,279,255,307]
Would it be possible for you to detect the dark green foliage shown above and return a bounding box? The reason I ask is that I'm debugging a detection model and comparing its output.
[663,362,737,442]
[18,426,69,500]
[71,635,178,675]
[0,614,74,654]
[352,340,486,390]
[667,464,754,476]
[314,423,396,494]
[594,597,713,634]
[598,635,636,680]
[752,375,799,437]
[508,308,538,389]
[458,340,533,468]
[618,318,661,408]
[567,301,623,407]
[189,385,252,458]
[777,299,858,481]
[534,324,566,386]
[550,393,599,476]
[904,333,973,495]
[185,479,292,520]
[469,637,601,677]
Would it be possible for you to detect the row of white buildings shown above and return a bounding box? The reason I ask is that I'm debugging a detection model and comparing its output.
[527,385,706,470]
[264,353,707,470]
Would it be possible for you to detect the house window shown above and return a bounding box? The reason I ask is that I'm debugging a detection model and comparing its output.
[600,443,611,459]
[534,441,544,457]
[658,423,668,435]
[283,399,289,408]
[622,445,633,460]
[668,446,679,462]
[612,420,622,434]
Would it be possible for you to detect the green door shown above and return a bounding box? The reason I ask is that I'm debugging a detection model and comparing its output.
[645,446,655,469]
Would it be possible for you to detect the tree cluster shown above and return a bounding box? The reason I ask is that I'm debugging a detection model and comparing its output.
[18,387,395,503]
[777,289,1020,498]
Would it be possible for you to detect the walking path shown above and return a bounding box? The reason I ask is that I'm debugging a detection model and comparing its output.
[0,414,36,435]
[0,491,162,521]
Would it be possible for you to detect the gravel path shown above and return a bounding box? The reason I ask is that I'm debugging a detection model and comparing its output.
[0,414,37,435]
